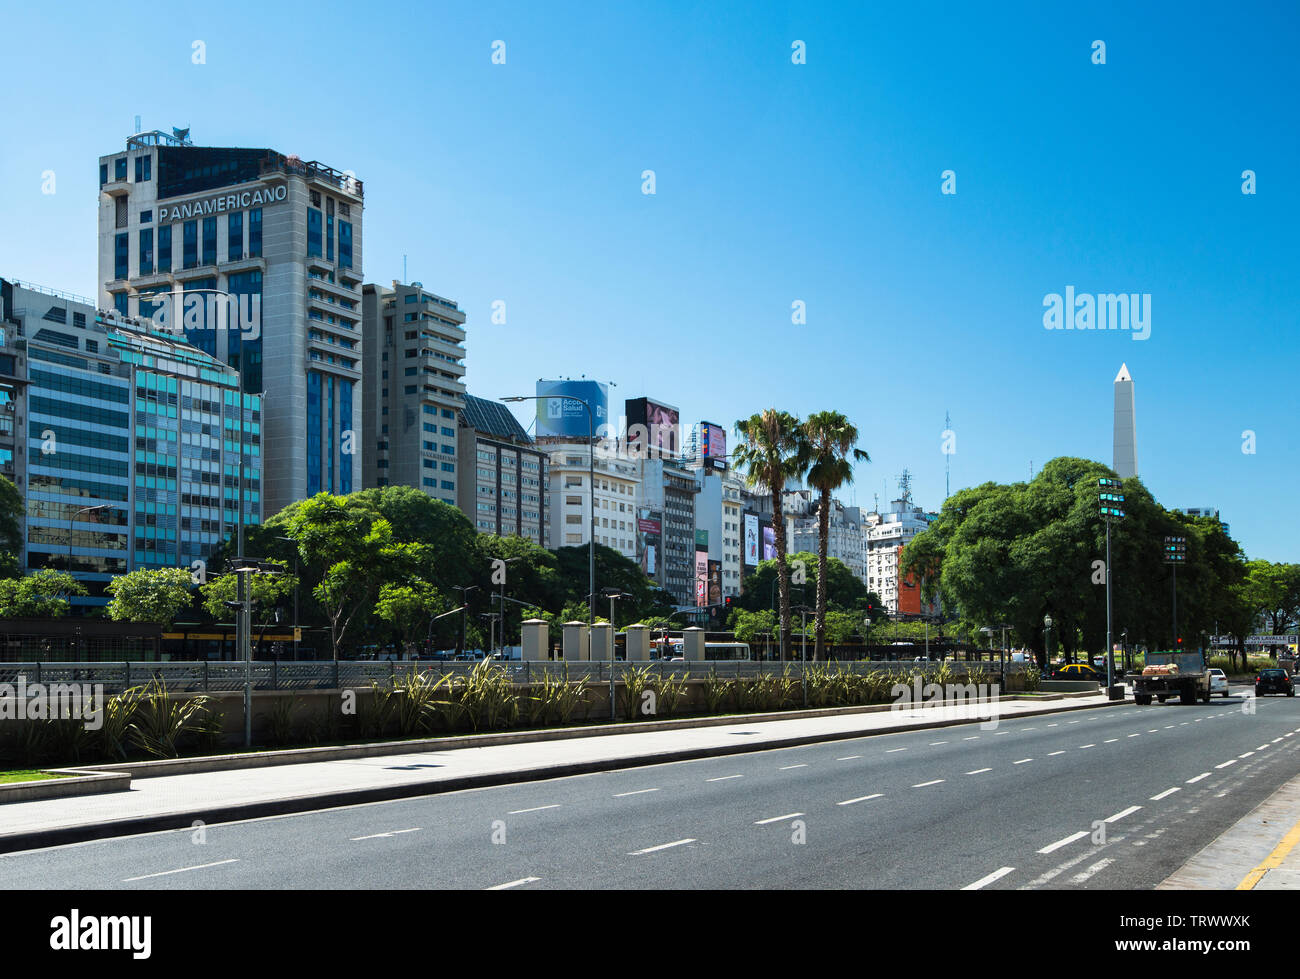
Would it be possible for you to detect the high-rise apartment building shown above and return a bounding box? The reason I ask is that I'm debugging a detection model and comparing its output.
[361,281,466,506]
[457,394,547,545]
[97,130,362,517]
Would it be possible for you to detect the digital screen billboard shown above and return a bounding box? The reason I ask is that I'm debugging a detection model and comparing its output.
[637,508,662,581]
[625,398,680,458]
[535,379,609,438]
[700,421,727,470]
[744,513,759,567]
[707,560,722,606]
[761,522,777,561]
[696,550,709,607]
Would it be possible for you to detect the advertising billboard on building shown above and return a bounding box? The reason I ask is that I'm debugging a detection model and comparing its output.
[535,379,609,439]
[744,513,759,567]
[707,560,722,606]
[695,550,709,607]
[625,398,680,458]
[637,508,662,581]
[700,421,727,470]
[761,521,777,561]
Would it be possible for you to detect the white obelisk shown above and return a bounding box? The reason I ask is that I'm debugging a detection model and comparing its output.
[1113,363,1137,478]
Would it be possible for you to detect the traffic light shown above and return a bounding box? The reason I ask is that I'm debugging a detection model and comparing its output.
[724,596,735,608]
[1176,637,1183,646]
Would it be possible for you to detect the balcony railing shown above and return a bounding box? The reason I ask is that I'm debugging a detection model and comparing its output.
[259,155,363,198]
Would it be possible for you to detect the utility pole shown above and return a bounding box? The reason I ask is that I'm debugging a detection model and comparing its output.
[1099,478,1126,694]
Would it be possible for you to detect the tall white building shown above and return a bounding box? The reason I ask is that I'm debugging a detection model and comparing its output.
[787,492,868,584]
[545,443,642,562]
[694,467,745,599]
[865,477,934,612]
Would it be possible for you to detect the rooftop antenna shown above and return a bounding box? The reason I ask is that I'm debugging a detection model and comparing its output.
[1029,459,1034,480]
[403,255,407,285]
[897,469,913,507]
[134,114,141,133]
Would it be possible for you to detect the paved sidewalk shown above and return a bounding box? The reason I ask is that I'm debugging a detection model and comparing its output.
[1160,771,1300,890]
[0,693,1113,852]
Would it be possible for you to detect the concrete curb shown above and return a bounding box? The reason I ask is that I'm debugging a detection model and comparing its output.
[67,690,1102,780]
[0,695,1123,854]
[0,770,131,804]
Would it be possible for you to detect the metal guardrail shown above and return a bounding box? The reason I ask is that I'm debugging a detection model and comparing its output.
[0,659,1026,694]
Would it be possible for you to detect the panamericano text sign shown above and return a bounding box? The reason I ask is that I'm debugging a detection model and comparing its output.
[158,184,287,223]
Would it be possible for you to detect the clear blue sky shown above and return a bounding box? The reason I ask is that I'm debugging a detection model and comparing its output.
[2,1,1296,560]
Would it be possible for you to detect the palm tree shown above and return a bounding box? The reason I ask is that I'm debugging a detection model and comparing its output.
[803,411,869,660]
[734,409,807,660]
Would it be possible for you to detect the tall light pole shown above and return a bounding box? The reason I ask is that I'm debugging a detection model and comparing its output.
[1043,613,1053,672]
[275,536,300,660]
[602,588,632,720]
[68,504,111,572]
[1099,478,1126,693]
[1164,535,1186,651]
[453,584,480,658]
[502,395,595,630]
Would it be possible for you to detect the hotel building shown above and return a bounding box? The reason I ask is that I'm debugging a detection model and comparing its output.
[96,130,362,517]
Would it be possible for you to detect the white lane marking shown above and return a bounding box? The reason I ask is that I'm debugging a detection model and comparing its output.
[963,736,980,740]
[123,859,238,882]
[1104,738,1119,743]
[1215,760,1237,769]
[1047,724,1059,727]
[1257,744,1270,751]
[1105,806,1142,823]
[629,839,696,855]
[912,779,945,788]
[1239,752,1255,759]
[507,805,560,814]
[350,828,420,840]
[755,813,804,825]
[779,764,808,770]
[1273,738,1284,744]
[966,768,992,775]
[1070,857,1114,884]
[1048,751,1067,756]
[1022,727,1037,731]
[1151,787,1181,801]
[1164,725,1175,729]
[1128,734,1141,738]
[1014,758,1033,765]
[1038,831,1088,854]
[1186,773,1211,784]
[487,876,540,890]
[886,748,907,753]
[614,788,660,797]
[1068,720,1080,724]
[1079,744,1096,749]
[929,741,949,746]
[837,794,883,806]
[963,866,1015,890]
[707,775,744,782]
[995,731,1010,736]
[837,755,862,761]
[1147,729,1158,734]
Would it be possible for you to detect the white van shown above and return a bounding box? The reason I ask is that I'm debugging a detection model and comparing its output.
[705,642,752,661]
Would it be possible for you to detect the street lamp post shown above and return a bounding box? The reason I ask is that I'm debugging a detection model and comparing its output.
[794,604,812,707]
[502,395,595,634]
[453,585,480,658]
[1043,613,1054,671]
[275,536,300,661]
[603,588,631,720]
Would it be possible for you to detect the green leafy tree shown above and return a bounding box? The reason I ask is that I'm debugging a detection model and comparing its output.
[104,568,196,626]
[375,580,448,652]
[0,568,86,618]
[0,475,21,579]
[199,563,297,621]
[802,410,869,660]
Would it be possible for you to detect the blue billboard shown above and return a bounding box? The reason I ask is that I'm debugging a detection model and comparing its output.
[535,379,609,438]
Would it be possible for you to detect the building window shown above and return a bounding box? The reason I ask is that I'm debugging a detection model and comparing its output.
[248,208,262,257]
[114,157,127,181]
[113,293,128,315]
[228,212,243,262]
[140,209,152,224]
[157,225,172,273]
[338,221,352,268]
[182,220,198,269]
[135,155,151,182]
[138,228,153,275]
[99,163,108,185]
[201,217,217,265]
[307,208,322,258]
[114,233,130,279]
[326,213,334,261]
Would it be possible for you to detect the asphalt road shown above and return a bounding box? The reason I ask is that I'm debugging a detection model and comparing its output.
[4,687,1298,890]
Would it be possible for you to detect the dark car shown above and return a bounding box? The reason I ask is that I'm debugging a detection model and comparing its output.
[1255,669,1295,697]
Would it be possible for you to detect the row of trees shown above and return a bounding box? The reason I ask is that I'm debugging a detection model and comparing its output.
[898,457,1300,670]
[0,479,677,658]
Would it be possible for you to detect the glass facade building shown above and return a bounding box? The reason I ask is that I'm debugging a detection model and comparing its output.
[98,132,362,517]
